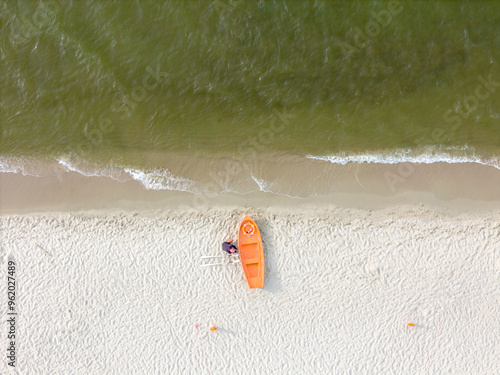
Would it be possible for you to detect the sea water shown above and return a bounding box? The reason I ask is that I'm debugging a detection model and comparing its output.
[1,1,500,196]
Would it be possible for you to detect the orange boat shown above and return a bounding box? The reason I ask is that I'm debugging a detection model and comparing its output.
[238,216,265,289]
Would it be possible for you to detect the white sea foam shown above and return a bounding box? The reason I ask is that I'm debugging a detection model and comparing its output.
[0,156,53,177]
[2,156,196,192]
[0,157,34,176]
[306,148,500,170]
[124,168,196,191]
[57,158,131,182]
[250,173,305,199]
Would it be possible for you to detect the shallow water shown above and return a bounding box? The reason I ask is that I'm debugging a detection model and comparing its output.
[1,0,500,194]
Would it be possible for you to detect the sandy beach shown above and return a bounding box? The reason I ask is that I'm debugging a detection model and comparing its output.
[1,192,499,374]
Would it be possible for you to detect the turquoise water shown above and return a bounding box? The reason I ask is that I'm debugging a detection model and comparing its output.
[1,0,500,193]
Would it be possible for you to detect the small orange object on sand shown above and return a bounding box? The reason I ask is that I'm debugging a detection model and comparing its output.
[408,323,415,327]
[210,326,217,331]
[238,216,265,289]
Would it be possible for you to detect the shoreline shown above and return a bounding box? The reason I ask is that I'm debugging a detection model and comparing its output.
[1,160,500,214]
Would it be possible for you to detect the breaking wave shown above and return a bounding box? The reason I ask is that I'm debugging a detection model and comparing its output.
[306,147,500,170]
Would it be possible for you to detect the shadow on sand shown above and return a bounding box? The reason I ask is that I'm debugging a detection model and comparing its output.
[257,217,283,294]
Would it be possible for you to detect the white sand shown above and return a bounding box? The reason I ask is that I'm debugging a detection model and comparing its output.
[1,206,499,374]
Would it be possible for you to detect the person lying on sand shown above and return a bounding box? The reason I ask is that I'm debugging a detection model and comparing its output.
[222,239,238,254]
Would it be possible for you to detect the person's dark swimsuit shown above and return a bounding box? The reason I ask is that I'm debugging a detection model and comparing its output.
[222,241,237,254]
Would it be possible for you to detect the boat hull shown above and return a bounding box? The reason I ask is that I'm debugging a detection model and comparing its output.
[238,216,265,289]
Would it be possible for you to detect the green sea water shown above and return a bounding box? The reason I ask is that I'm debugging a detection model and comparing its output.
[1,0,500,180]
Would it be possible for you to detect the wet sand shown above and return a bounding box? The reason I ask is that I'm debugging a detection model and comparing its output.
[1,161,500,214]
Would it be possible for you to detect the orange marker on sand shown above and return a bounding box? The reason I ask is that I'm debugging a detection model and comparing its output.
[408,323,415,327]
[210,326,217,331]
